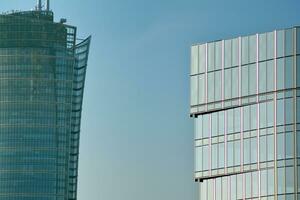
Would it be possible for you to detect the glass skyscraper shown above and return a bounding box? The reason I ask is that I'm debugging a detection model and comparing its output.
[0,2,91,200]
[190,27,300,199]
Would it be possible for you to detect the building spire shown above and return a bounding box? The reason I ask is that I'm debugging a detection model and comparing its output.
[36,0,50,11]
[36,0,42,11]
[46,0,50,11]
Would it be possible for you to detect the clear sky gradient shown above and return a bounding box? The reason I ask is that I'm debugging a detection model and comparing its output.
[2,0,300,199]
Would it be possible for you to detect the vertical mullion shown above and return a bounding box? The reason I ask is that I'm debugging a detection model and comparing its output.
[293,27,297,200]
[274,30,278,200]
[241,107,244,172]
[205,43,208,111]
[239,37,242,106]
[243,173,246,200]
[225,110,227,174]
[222,40,224,108]
[209,114,212,176]
[256,33,261,200]
[256,34,259,102]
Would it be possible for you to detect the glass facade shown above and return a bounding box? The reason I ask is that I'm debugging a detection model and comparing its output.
[0,10,91,200]
[191,27,300,199]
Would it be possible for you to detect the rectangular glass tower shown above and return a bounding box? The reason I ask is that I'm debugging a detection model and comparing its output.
[190,27,300,199]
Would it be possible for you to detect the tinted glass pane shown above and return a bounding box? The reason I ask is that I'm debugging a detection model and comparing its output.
[211,144,218,169]
[277,58,284,90]
[234,108,240,133]
[218,143,224,168]
[211,112,218,137]
[259,33,266,61]
[249,64,256,95]
[232,38,239,67]
[268,169,274,195]
[285,57,293,88]
[224,69,231,99]
[215,71,222,101]
[199,44,206,73]
[195,116,202,139]
[243,106,250,131]
[215,41,222,70]
[227,141,234,167]
[277,30,284,57]
[285,29,293,56]
[267,135,274,161]
[259,102,267,128]
[266,60,274,92]
[191,76,198,105]
[218,111,225,135]
[203,115,210,138]
[234,140,240,166]
[216,178,221,200]
[260,136,267,162]
[208,43,215,71]
[242,36,249,65]
[230,175,237,199]
[243,138,250,165]
[297,28,300,54]
[207,72,214,102]
[191,46,198,75]
[203,145,209,170]
[277,133,285,160]
[195,147,202,171]
[267,31,275,59]
[227,109,234,133]
[222,177,227,200]
[249,35,257,63]
[252,171,259,197]
[267,101,274,127]
[250,104,257,130]
[297,98,300,125]
[276,99,284,126]
[285,98,294,124]
[286,194,294,200]
[286,132,294,159]
[251,137,257,163]
[241,65,249,96]
[199,74,205,104]
[200,180,207,199]
[277,167,285,194]
[259,62,267,93]
[298,166,300,192]
[232,67,239,98]
[298,131,300,157]
[297,56,300,87]
[224,39,232,68]
[286,166,294,193]
[261,169,267,196]
[237,174,243,199]
[245,173,251,198]
[207,179,213,199]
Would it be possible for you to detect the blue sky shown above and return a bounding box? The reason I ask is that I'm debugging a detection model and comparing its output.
[2,0,300,199]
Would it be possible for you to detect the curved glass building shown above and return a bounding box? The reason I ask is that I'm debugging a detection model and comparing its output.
[0,4,91,200]
[190,27,300,199]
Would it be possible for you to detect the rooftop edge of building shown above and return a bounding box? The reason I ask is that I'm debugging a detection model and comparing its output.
[0,10,54,23]
[191,25,300,47]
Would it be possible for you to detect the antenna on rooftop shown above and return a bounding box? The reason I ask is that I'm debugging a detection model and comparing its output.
[36,0,42,11]
[46,0,50,11]
[36,0,50,11]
